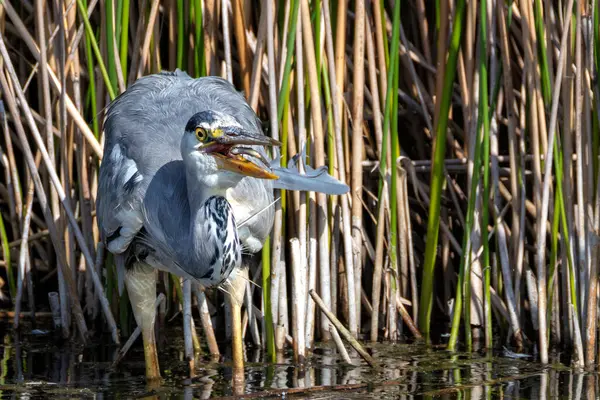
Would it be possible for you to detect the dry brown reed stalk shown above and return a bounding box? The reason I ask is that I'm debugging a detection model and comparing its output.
[534,0,576,364]
[350,0,366,336]
[243,281,260,346]
[136,0,161,79]
[264,0,284,354]
[299,0,333,346]
[587,140,600,366]
[3,2,101,157]
[290,238,306,362]
[222,0,234,82]
[309,289,378,368]
[274,3,292,352]
[72,46,97,318]
[496,0,523,326]
[329,324,352,364]
[232,0,250,95]
[321,0,355,339]
[0,18,118,344]
[0,39,89,342]
[370,177,388,343]
[193,284,220,357]
[398,167,418,323]
[183,279,195,376]
[491,95,523,348]
[574,0,588,330]
[248,0,267,111]
[13,170,35,329]
[57,0,75,338]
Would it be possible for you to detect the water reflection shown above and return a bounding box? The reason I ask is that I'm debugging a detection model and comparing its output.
[0,326,599,399]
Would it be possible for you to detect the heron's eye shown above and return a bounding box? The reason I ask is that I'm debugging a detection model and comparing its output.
[195,127,208,142]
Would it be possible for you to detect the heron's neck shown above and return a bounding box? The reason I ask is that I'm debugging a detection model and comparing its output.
[184,159,242,215]
[185,172,223,214]
[182,172,221,270]
[183,153,243,225]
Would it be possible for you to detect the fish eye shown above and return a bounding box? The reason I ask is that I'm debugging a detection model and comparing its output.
[195,127,208,142]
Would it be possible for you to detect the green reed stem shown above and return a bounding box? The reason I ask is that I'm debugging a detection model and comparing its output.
[547,188,560,327]
[322,62,336,178]
[314,0,322,90]
[277,0,299,123]
[420,0,466,339]
[479,0,492,350]
[105,252,116,316]
[390,37,401,295]
[105,0,118,94]
[0,212,15,300]
[377,0,400,304]
[593,1,599,186]
[533,0,551,102]
[81,0,99,138]
[303,0,323,110]
[262,236,276,361]
[119,0,130,78]
[177,0,185,70]
[533,0,575,324]
[76,0,116,100]
[277,0,286,38]
[193,0,205,77]
[592,1,600,71]
[464,192,473,350]
[322,63,337,239]
[379,0,389,68]
[119,283,130,337]
[378,0,400,188]
[280,98,289,245]
[115,0,123,40]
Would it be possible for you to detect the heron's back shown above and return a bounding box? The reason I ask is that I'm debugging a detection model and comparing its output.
[103,70,265,175]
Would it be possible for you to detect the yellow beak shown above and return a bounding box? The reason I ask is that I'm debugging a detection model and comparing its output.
[214,153,278,180]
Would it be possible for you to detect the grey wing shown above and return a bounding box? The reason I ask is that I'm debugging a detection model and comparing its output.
[96,141,145,254]
[96,139,147,295]
[96,71,184,254]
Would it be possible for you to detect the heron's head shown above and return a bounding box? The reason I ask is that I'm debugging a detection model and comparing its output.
[181,110,280,180]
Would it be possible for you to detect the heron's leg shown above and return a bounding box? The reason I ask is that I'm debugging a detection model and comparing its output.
[125,262,160,380]
[225,266,248,371]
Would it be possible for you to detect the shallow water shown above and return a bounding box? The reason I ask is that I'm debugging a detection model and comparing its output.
[0,323,596,399]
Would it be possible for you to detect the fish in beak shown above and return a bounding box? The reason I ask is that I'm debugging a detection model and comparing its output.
[201,127,281,180]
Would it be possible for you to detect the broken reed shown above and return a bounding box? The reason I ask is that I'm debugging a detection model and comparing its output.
[0,0,600,368]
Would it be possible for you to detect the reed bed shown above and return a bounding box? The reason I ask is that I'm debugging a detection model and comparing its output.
[0,0,599,370]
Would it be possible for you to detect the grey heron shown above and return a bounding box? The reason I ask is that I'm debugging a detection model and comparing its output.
[96,70,347,380]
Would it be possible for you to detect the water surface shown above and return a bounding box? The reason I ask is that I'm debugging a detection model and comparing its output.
[0,323,595,399]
